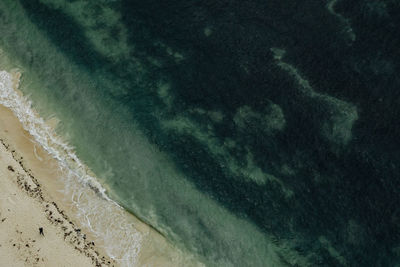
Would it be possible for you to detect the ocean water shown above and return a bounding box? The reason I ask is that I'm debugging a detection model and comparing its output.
[1,0,400,266]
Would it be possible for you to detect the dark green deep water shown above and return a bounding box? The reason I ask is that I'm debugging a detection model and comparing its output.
[1,0,400,266]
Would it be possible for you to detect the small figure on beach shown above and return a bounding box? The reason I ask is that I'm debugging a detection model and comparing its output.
[39,227,44,236]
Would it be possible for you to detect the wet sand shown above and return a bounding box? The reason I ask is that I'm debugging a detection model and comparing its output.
[0,107,115,266]
[0,70,202,266]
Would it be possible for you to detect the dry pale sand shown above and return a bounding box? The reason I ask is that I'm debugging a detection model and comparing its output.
[0,114,115,266]
[0,70,202,266]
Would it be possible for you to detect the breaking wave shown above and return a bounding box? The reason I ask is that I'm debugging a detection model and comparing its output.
[0,70,143,266]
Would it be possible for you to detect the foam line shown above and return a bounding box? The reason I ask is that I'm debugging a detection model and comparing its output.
[0,70,143,266]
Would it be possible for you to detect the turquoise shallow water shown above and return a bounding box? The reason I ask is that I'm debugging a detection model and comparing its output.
[0,1,282,266]
[1,0,400,266]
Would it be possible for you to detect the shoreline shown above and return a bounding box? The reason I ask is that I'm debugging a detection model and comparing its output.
[0,135,115,266]
[0,70,202,266]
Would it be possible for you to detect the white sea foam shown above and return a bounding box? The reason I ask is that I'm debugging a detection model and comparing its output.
[0,70,143,266]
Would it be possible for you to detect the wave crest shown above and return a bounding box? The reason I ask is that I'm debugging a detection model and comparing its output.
[0,70,143,266]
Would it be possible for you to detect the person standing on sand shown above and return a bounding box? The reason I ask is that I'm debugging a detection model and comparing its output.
[39,227,44,236]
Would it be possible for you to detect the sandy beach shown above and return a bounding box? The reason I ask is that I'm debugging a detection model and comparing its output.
[0,121,114,266]
[0,92,115,266]
[0,70,201,266]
